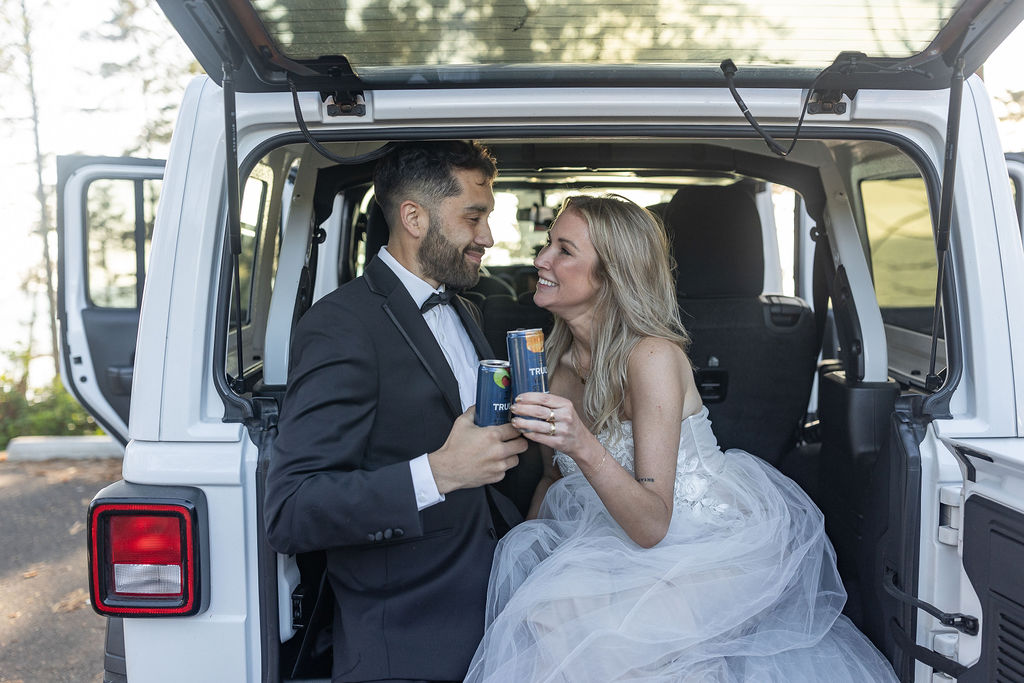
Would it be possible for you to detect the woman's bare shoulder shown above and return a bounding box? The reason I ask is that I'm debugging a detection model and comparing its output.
[626,337,701,418]
[627,336,691,375]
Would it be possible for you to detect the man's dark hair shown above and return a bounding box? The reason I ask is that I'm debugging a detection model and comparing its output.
[373,140,497,230]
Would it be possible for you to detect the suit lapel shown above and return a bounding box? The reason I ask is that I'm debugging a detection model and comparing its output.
[453,296,495,360]
[365,258,463,419]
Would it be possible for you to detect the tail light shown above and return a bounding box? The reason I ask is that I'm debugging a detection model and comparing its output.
[89,498,204,617]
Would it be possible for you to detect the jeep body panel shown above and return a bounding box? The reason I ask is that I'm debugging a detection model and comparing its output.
[58,3,1024,679]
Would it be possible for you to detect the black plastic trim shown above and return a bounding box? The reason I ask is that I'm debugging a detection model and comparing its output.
[102,617,128,683]
[256,434,279,683]
[952,448,979,483]
[886,405,926,680]
[959,494,1024,682]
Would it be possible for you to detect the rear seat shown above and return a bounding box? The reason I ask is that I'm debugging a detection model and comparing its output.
[662,183,818,465]
[481,293,554,360]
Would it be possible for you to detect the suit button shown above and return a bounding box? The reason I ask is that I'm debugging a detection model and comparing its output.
[393,528,404,538]
[374,531,384,541]
[366,533,375,542]
[384,528,393,539]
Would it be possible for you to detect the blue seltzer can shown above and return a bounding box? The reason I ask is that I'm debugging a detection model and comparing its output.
[474,360,512,427]
[506,328,549,404]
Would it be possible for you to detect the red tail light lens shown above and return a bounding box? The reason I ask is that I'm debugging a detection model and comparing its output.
[89,502,199,616]
[109,515,184,596]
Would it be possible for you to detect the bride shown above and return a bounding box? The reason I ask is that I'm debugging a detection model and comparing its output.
[464,195,897,682]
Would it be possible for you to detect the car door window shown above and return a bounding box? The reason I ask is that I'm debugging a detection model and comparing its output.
[86,177,161,308]
[861,176,936,335]
[860,175,941,387]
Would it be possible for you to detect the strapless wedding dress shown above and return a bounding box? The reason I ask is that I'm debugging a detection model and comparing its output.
[464,406,897,682]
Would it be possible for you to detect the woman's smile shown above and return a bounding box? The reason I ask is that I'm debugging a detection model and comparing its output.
[532,210,600,318]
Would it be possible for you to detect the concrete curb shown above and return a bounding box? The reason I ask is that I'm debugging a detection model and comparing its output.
[5,435,124,461]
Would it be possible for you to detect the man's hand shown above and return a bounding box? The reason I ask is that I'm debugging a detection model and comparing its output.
[428,407,528,494]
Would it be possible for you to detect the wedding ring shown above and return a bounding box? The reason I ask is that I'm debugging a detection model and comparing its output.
[548,422,556,436]
[546,409,556,424]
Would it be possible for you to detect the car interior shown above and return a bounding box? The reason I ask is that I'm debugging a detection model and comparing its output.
[222,134,941,681]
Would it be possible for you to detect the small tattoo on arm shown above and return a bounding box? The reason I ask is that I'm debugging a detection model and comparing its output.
[637,477,655,483]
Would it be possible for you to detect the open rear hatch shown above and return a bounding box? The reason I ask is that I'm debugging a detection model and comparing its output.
[160,0,1023,93]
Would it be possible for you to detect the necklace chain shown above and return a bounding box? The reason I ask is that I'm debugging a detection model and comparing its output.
[571,343,589,385]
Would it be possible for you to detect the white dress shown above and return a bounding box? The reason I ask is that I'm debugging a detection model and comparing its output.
[464,406,898,682]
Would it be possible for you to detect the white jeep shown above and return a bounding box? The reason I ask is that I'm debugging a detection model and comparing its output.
[58,1,1024,680]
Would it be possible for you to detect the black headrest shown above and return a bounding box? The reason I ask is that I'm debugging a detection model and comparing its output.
[365,200,390,261]
[664,183,764,298]
[468,274,516,298]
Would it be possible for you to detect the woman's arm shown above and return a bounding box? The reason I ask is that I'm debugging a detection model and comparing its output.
[526,444,561,520]
[512,338,690,547]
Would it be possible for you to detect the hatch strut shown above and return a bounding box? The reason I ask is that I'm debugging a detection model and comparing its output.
[925,55,965,394]
[223,59,246,391]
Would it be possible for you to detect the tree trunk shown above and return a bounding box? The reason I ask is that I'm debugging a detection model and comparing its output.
[20,0,60,380]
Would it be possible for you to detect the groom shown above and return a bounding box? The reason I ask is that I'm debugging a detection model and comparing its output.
[264,140,527,682]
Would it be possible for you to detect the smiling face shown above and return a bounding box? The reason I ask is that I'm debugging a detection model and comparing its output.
[417,168,495,289]
[533,209,602,319]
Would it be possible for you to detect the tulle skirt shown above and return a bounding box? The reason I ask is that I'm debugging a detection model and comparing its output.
[465,451,898,682]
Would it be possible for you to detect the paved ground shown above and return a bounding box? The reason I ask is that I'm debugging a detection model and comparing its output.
[0,455,123,683]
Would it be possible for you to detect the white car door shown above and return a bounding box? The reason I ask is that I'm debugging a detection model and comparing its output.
[56,155,164,445]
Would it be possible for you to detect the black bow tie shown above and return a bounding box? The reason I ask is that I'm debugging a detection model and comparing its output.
[420,290,455,313]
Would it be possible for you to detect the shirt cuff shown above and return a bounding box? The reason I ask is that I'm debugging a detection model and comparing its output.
[410,454,445,511]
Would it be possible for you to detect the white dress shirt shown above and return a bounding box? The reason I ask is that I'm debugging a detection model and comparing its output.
[377,247,480,510]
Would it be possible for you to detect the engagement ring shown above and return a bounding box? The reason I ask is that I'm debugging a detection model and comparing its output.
[547,409,556,423]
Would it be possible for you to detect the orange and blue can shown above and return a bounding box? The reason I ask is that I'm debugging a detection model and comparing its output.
[506,328,548,403]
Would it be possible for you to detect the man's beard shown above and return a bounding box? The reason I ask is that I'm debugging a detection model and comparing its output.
[418,215,483,290]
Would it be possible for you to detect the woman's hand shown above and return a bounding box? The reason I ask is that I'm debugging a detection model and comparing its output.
[510,392,602,468]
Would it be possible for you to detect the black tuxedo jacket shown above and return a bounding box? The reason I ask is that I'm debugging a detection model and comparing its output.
[264,257,521,682]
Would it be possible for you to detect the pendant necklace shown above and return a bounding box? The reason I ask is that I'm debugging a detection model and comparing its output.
[570,343,590,385]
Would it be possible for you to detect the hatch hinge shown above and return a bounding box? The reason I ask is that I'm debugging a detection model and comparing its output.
[289,57,366,117]
[324,90,366,117]
[884,568,978,636]
[937,485,962,546]
[807,89,850,115]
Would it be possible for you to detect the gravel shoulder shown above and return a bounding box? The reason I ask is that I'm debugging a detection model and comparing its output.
[0,456,123,683]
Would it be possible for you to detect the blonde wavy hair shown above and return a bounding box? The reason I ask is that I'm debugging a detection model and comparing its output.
[546,194,690,437]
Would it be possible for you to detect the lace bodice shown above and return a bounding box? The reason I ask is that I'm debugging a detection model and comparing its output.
[553,405,732,518]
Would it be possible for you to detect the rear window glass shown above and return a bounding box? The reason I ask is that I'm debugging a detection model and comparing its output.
[251,0,957,71]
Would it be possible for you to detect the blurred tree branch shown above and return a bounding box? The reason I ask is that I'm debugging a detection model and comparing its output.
[83,0,200,156]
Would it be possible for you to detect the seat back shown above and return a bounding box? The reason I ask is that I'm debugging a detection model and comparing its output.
[482,293,554,361]
[364,200,390,262]
[468,273,517,298]
[665,183,817,464]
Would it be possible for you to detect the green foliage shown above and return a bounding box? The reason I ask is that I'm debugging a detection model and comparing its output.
[0,375,102,451]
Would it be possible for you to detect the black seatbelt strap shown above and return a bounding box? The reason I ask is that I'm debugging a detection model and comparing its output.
[294,225,326,325]
[810,224,833,357]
